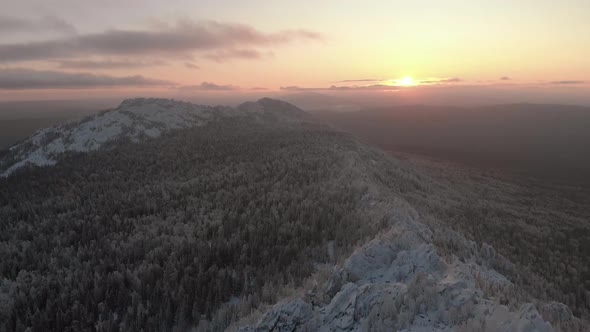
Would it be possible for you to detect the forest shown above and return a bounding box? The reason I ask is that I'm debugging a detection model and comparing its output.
[389,153,590,321]
[1,110,589,331]
[0,117,383,331]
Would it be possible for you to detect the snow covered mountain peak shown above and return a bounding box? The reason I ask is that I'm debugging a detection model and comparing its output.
[109,97,221,122]
[0,98,220,176]
[238,97,311,120]
[0,97,309,177]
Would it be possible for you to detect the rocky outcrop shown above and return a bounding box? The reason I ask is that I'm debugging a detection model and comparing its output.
[240,211,559,331]
[251,299,314,332]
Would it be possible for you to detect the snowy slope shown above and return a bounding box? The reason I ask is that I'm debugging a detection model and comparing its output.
[1,97,582,330]
[0,97,306,176]
[0,98,224,176]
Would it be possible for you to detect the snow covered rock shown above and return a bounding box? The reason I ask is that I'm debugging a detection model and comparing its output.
[540,302,577,328]
[253,299,314,332]
[241,213,562,332]
[322,267,347,298]
[321,283,359,330]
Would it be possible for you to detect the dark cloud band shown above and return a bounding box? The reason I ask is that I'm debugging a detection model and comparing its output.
[281,84,400,92]
[0,15,76,34]
[0,20,322,63]
[550,80,585,85]
[178,82,238,91]
[0,68,173,89]
[55,59,168,69]
[332,79,384,83]
[203,49,268,62]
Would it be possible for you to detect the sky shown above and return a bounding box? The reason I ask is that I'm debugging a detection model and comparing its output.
[1,0,589,106]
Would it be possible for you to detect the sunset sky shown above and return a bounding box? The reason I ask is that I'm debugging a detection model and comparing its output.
[1,0,589,105]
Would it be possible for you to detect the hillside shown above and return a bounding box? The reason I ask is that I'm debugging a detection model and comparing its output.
[0,98,587,331]
[0,98,227,176]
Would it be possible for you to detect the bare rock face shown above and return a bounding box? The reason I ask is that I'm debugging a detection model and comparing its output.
[240,210,560,332]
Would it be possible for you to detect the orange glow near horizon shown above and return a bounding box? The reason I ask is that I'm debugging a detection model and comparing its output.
[0,1,589,103]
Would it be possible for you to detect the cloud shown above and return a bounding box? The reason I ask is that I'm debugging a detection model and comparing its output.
[281,78,464,92]
[328,77,461,85]
[418,77,462,84]
[332,78,384,83]
[549,80,585,85]
[185,62,200,69]
[500,76,511,80]
[203,48,269,62]
[441,77,462,83]
[281,86,308,91]
[0,15,76,35]
[0,68,173,89]
[0,19,323,62]
[179,81,238,91]
[281,84,400,92]
[55,59,168,69]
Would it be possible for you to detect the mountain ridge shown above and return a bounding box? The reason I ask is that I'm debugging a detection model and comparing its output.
[233,143,583,331]
[0,97,307,176]
[0,97,585,331]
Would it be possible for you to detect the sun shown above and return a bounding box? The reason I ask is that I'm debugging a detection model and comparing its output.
[399,75,415,86]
